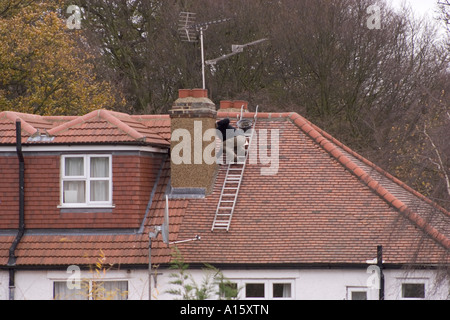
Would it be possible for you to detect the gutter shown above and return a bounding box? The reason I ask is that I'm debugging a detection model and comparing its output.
[7,119,26,300]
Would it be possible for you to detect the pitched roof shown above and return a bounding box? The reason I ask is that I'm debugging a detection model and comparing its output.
[174,112,449,266]
[0,110,448,267]
[0,110,169,147]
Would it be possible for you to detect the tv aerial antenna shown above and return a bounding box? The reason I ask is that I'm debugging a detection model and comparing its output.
[205,38,268,74]
[178,12,232,89]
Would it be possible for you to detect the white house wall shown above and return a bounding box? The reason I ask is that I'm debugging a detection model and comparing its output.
[0,268,448,300]
[0,269,150,300]
[156,268,449,300]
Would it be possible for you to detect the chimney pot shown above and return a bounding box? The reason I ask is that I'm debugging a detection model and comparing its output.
[220,101,233,109]
[178,89,192,99]
[191,88,208,98]
[218,100,249,112]
[233,100,248,111]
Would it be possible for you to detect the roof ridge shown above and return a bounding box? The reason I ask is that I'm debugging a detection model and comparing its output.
[288,112,450,251]
[2,111,38,135]
[98,109,146,142]
[47,109,100,136]
[217,111,293,119]
[131,114,170,120]
[46,109,148,142]
[101,110,170,145]
[307,119,450,219]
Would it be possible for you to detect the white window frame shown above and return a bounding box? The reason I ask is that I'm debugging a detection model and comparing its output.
[60,154,113,208]
[271,282,294,300]
[230,279,295,300]
[399,278,427,300]
[346,286,369,300]
[244,281,267,300]
[53,280,128,300]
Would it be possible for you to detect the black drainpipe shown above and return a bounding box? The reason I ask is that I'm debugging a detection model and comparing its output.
[7,119,26,300]
[377,245,385,300]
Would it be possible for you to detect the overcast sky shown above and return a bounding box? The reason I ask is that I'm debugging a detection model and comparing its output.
[389,0,441,18]
[389,0,448,37]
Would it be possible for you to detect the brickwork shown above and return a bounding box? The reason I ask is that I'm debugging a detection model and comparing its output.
[169,89,218,194]
[0,153,163,229]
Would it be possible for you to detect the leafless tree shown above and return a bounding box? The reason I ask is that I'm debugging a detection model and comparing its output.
[438,0,450,30]
[66,0,449,209]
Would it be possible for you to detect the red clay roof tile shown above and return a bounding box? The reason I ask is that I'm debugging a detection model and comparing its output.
[0,109,169,147]
[0,110,448,267]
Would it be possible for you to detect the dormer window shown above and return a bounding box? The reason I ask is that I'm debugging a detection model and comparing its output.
[60,155,113,208]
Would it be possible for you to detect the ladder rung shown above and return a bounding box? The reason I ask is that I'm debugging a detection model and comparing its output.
[216,213,232,216]
[214,221,229,225]
[218,207,233,209]
[224,187,239,189]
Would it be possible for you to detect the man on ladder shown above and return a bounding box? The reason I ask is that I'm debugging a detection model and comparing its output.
[211,107,258,232]
[216,118,247,164]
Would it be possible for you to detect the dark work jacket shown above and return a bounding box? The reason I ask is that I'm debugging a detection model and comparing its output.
[216,118,237,141]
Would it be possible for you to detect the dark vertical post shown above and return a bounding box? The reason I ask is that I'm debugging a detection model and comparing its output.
[377,245,385,300]
[8,268,15,300]
[8,120,26,300]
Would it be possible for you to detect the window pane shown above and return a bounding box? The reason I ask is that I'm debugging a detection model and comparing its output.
[246,283,265,298]
[351,291,367,300]
[63,181,86,203]
[54,281,88,300]
[90,180,109,202]
[90,157,109,178]
[402,283,425,298]
[273,283,291,298]
[92,281,128,300]
[65,157,84,176]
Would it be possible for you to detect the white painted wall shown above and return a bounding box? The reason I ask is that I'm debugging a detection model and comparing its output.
[154,268,450,300]
[0,271,9,300]
[0,269,151,300]
[0,268,448,300]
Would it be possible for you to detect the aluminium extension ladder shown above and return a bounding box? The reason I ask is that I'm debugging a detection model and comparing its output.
[211,108,258,232]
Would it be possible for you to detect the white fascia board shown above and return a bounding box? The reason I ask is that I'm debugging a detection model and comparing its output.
[0,144,168,154]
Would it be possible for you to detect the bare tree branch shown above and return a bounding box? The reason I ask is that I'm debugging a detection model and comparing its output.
[422,126,450,197]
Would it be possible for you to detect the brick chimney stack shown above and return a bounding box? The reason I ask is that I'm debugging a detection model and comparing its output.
[169,89,218,196]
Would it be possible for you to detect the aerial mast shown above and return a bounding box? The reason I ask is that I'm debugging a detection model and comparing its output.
[178,12,232,89]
